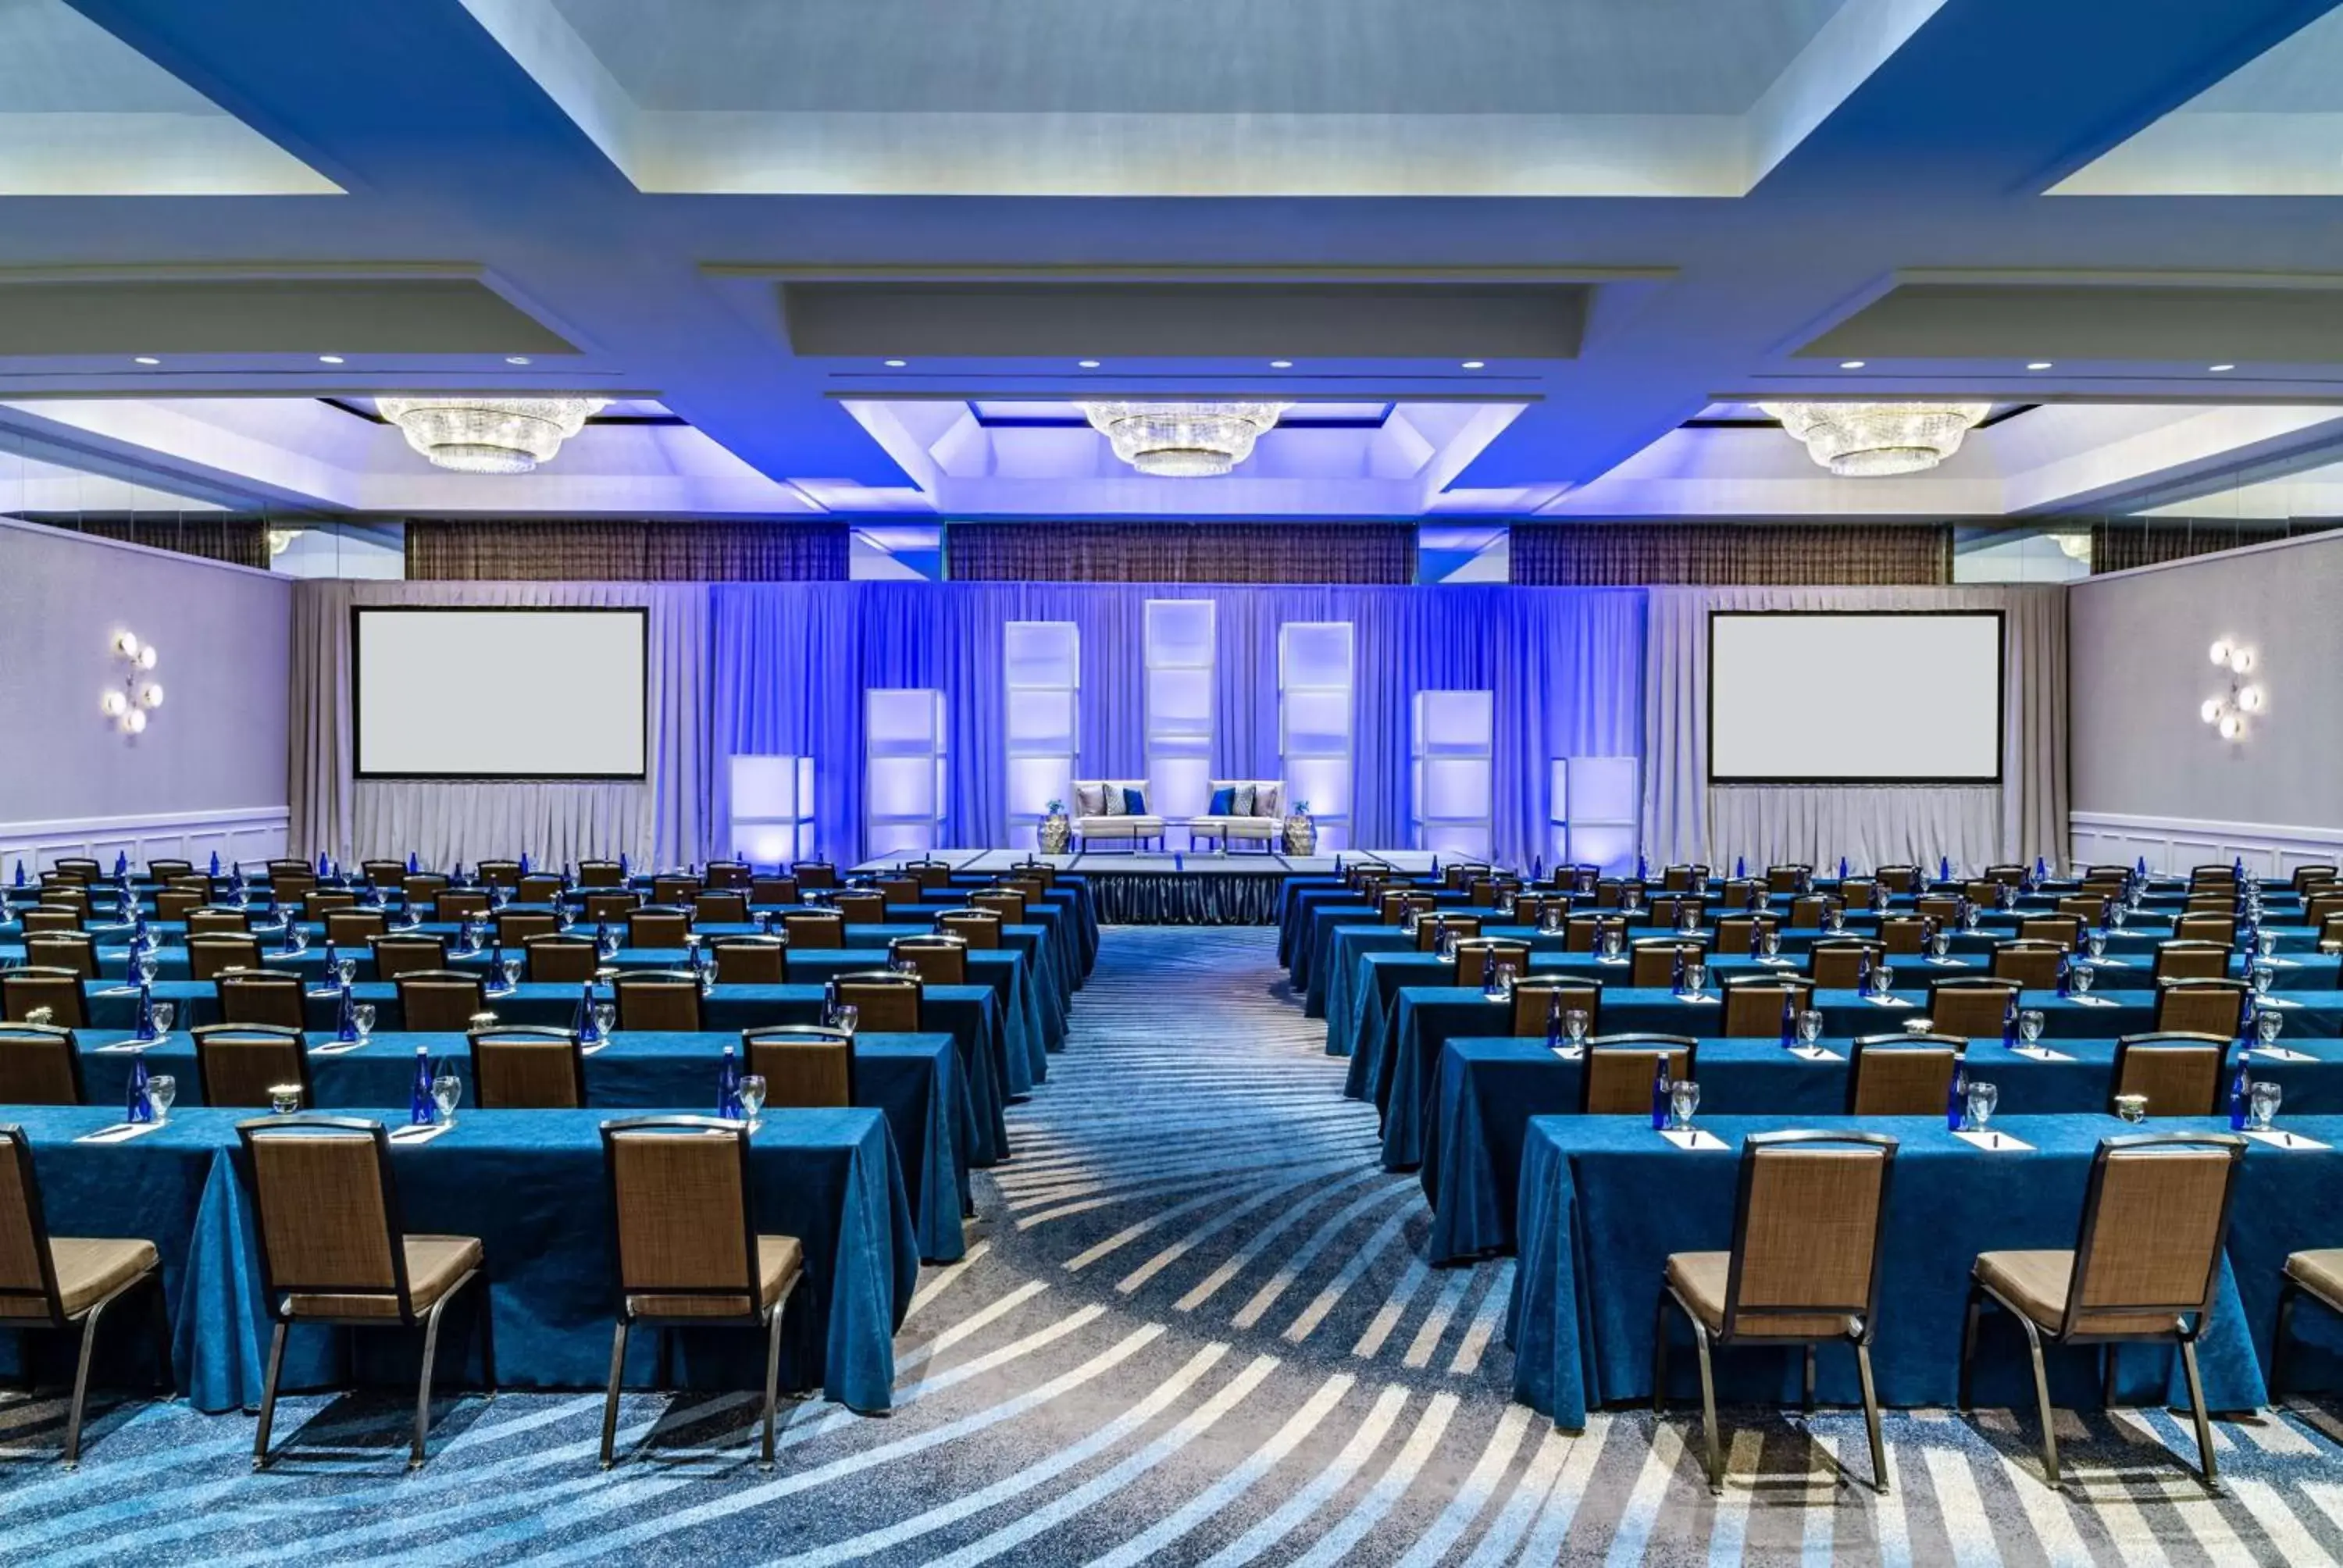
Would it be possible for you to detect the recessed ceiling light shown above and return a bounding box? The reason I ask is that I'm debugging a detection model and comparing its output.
[1078,359,1100,369]
[133,356,159,365]
[2026,362,2053,371]
[883,358,907,368]
[317,355,344,365]
[1460,361,1485,369]
[505,355,531,366]
[2209,363,2234,372]
[1839,360,1866,369]
[1270,360,1293,369]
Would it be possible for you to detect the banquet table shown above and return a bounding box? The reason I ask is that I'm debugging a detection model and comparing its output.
[1507,1112,2343,1430]
[1425,1032,2343,1264]
[0,1103,918,1415]
[73,1028,973,1263]
[1360,982,2343,1172]
[79,980,1016,1166]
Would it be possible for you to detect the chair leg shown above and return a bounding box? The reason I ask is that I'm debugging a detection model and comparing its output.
[1652,1292,1671,1413]
[1802,1343,1817,1413]
[148,1274,175,1399]
[412,1295,451,1470]
[2273,1280,2298,1404]
[254,1319,289,1470]
[2101,1344,2117,1409]
[1956,1282,1983,1413]
[656,1326,674,1392]
[476,1281,497,1398]
[1692,1322,1724,1494]
[62,1292,116,1468]
[1856,1341,1888,1496]
[2179,1338,2220,1492]
[761,1308,785,1470]
[2020,1317,2059,1489]
[600,1319,629,1470]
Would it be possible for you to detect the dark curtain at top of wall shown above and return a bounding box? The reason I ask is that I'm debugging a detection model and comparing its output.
[2090,517,2340,575]
[1511,522,1953,586]
[947,522,1417,584]
[16,512,271,570]
[404,519,849,581]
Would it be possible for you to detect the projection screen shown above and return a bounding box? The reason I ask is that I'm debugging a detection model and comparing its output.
[353,606,647,779]
[1707,611,2003,785]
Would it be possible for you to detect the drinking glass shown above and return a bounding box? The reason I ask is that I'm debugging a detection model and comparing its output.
[1667,1079,1700,1131]
[597,929,620,960]
[592,1001,617,1037]
[1796,1009,1824,1046]
[1540,904,1564,934]
[337,957,358,987]
[1961,903,1982,932]
[136,953,159,986]
[2113,1092,2148,1124]
[2070,963,2095,996]
[1404,910,1423,935]
[431,1074,462,1128]
[289,925,310,953]
[2086,929,2107,960]
[269,1084,301,1115]
[1681,960,1706,996]
[1873,962,1895,996]
[1760,929,1783,961]
[1488,960,1517,1000]
[1826,907,1846,934]
[1601,928,1624,960]
[1929,928,1952,960]
[1965,1081,1999,1132]
[499,957,522,992]
[1562,1008,1589,1046]
[2018,1008,2045,1046]
[829,1002,860,1035]
[1437,928,1459,963]
[149,1001,175,1039]
[2256,1007,2284,1047]
[2109,904,2128,929]
[1678,905,1699,935]
[353,1002,376,1040]
[1622,889,1642,914]
[148,1074,177,1125]
[2258,928,2280,960]
[2249,1079,2283,1132]
[557,906,576,932]
[737,1073,768,1131]
[2252,962,2276,998]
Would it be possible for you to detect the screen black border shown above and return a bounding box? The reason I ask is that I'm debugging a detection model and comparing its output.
[350,604,651,782]
[1706,608,2006,786]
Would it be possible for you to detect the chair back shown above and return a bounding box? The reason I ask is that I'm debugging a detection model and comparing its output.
[626,907,693,948]
[2056,895,2109,925]
[1723,978,1812,1037]
[1509,974,1598,1036]
[517,875,566,905]
[237,1117,412,1319]
[372,933,451,980]
[1789,895,1839,929]
[582,891,641,922]
[1007,860,1057,890]
[750,875,801,907]
[792,861,839,890]
[2188,864,2238,889]
[2322,911,2343,953]
[1415,914,1482,953]
[0,1025,84,1106]
[1564,914,1624,953]
[300,891,356,921]
[2304,889,2343,931]
[1928,978,2019,1040]
[744,1026,855,1108]
[187,907,254,935]
[601,1117,761,1320]
[1719,878,1766,911]
[613,971,704,1032]
[2111,1032,2227,1117]
[34,892,91,925]
[937,910,1002,950]
[874,877,921,907]
[907,861,956,893]
[25,932,97,979]
[1457,939,1532,993]
[1875,915,1928,955]
[2059,1135,2245,1335]
[1660,864,1697,893]
[434,891,490,923]
[1594,878,1641,910]
[195,1024,311,1108]
[2153,940,2231,981]
[216,968,306,1028]
[1629,939,1705,989]
[1841,878,1878,910]
[889,938,966,985]
[575,860,626,887]
[1846,1035,1961,1115]
[50,858,100,884]
[1914,895,1961,926]
[471,1026,587,1109]
[1,968,87,1028]
[703,860,753,890]
[524,935,598,982]
[781,909,847,950]
[1766,865,1809,894]
[1809,940,1883,989]
[145,857,194,881]
[155,888,205,925]
[1507,893,1570,929]
[1963,879,2003,907]
[1717,1131,1897,1338]
[494,911,558,945]
[2174,913,2237,946]
[1714,914,1780,954]
[2019,915,2084,951]
[711,935,786,984]
[2155,978,2251,1037]
[968,890,1024,923]
[0,1126,69,1320]
[1876,865,1919,893]
[326,909,390,946]
[650,875,698,906]
[188,932,263,981]
[1649,895,1705,932]
[401,874,449,909]
[833,891,888,925]
[693,890,749,924]
[832,971,921,1032]
[1991,939,2067,989]
[2292,865,2338,895]
[1582,1035,1696,1114]
[395,970,487,1032]
[475,860,522,888]
[1378,891,1435,927]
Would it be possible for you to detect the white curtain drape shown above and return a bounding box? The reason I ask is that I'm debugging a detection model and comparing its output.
[287,579,708,868]
[1641,585,2067,870]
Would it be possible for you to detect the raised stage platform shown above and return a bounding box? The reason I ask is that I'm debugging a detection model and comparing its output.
[851,848,1441,925]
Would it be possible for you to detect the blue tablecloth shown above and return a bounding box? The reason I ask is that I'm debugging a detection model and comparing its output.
[82,980,1015,1167]
[1426,1033,2343,1264]
[74,1028,972,1263]
[1507,1112,2343,1430]
[1359,983,2343,1173]
[0,1104,917,1415]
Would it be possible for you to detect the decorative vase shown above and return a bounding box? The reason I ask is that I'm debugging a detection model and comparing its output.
[1039,813,1073,856]
[1283,814,1318,856]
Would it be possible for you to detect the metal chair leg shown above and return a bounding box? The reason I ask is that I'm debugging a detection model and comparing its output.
[476,1282,497,1398]
[1956,1282,1983,1413]
[600,1319,629,1470]
[1652,1292,1671,1414]
[2101,1344,2117,1409]
[149,1275,175,1399]
[62,1292,116,1468]
[2020,1317,2059,1489]
[1802,1344,1817,1413]
[761,1308,785,1470]
[2273,1280,2298,1404]
[254,1318,289,1470]
[2179,1338,2220,1492]
[412,1294,451,1470]
[1856,1341,1888,1495]
[1692,1322,1724,1494]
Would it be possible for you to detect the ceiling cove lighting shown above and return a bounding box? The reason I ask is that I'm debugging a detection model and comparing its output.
[1077,400,1292,477]
[1754,401,1992,477]
[376,395,606,474]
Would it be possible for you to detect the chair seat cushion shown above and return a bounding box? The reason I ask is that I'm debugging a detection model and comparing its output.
[2286,1248,2343,1308]
[287,1234,483,1319]
[1664,1251,1856,1340]
[1188,816,1279,836]
[627,1235,804,1320]
[1077,816,1164,835]
[0,1237,159,1320]
[1977,1248,2181,1338]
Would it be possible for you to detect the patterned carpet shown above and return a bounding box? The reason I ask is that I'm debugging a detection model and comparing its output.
[5,924,2343,1564]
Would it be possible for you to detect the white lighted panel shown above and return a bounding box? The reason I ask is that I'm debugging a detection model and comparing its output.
[865,688,947,857]
[1145,600,1216,825]
[1412,690,1493,858]
[1552,757,1640,874]
[1281,622,1355,852]
[728,755,815,864]
[1004,621,1079,850]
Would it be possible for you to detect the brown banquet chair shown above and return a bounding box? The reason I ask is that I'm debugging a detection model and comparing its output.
[2153,940,2231,982]
[216,969,306,1029]
[710,935,786,985]
[612,971,704,1032]
[193,1023,310,1108]
[373,933,451,981]
[1928,978,2020,1041]
[395,970,488,1033]
[2154,977,2251,1037]
[1722,977,1811,1037]
[779,910,846,950]
[744,1025,856,1108]
[2,968,89,1028]
[470,1026,588,1110]
[831,971,921,1033]
[522,935,598,983]
[1846,1034,1962,1115]
[1582,1035,1696,1114]
[888,937,966,986]
[2109,1032,2227,1117]
[936,909,1002,950]
[187,932,264,982]
[0,1025,86,1106]
[1509,973,1598,1037]
[1457,939,1532,995]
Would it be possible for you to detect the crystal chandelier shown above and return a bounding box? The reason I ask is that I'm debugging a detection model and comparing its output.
[1756,401,1992,477]
[1078,401,1291,477]
[376,396,606,474]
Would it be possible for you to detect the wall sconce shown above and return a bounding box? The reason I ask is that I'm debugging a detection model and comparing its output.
[2202,639,2261,742]
[102,631,164,736]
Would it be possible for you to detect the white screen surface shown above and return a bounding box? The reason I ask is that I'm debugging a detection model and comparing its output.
[354,608,647,779]
[1708,612,2002,783]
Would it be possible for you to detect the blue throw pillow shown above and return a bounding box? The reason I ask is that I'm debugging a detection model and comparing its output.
[1208,786,1236,817]
[1122,786,1148,816]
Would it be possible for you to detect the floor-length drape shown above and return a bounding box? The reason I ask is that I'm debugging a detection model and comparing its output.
[1640,585,2067,870]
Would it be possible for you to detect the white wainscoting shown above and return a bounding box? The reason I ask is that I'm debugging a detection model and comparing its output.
[0,806,290,877]
[2069,811,2343,880]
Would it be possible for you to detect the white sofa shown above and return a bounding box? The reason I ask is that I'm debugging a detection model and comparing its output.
[1071,780,1164,851]
[1188,779,1286,853]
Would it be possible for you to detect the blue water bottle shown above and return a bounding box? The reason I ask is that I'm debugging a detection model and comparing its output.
[126,1048,152,1124]
[1778,989,1797,1049]
[1735,854,1746,880]
[519,851,532,876]
[575,979,603,1045]
[1838,855,1850,882]
[1947,1057,1967,1131]
[114,850,128,878]
[2055,953,2072,998]
[1637,852,1649,882]
[409,1046,435,1126]
[1749,919,1764,958]
[2229,1048,2252,1131]
[1855,950,1871,995]
[2000,996,2018,1049]
[490,939,506,990]
[12,860,25,887]
[133,982,158,1044]
[1938,855,1952,884]
[717,1043,742,1118]
[336,981,358,1043]
[1543,992,1563,1051]
[408,850,421,875]
[1649,1057,1670,1130]
[1670,949,1686,996]
[209,850,222,878]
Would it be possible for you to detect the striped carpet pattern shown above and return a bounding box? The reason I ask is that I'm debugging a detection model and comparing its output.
[5,924,2343,1564]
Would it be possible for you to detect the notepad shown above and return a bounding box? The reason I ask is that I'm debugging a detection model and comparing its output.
[97,1039,159,1053]
[308,1040,367,1056]
[2010,1044,2073,1062]
[1954,1130,2033,1153]
[1928,958,1970,968]
[2242,1128,2328,1151]
[1865,994,1913,1007]
[1674,994,1719,1006]
[2067,995,2120,1007]
[1789,1045,1842,1062]
[1550,1045,1584,1060]
[1659,1128,1729,1151]
[387,1124,450,1145]
[96,985,141,997]
[2258,996,2303,1010]
[1596,957,1630,968]
[77,1122,162,1144]
[2087,957,2132,968]
[2249,1045,2314,1062]
[581,1042,610,1057]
